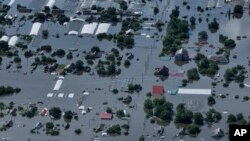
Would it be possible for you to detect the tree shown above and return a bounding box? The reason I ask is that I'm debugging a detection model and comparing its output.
[227,114,237,124]
[14,56,21,63]
[41,45,52,52]
[193,112,204,125]
[120,1,128,11]
[187,124,200,135]
[144,99,153,109]
[198,31,208,41]
[56,49,65,57]
[91,46,100,52]
[154,7,159,15]
[106,107,113,113]
[107,124,121,135]
[208,18,219,32]
[116,110,125,118]
[187,68,200,81]
[107,62,116,75]
[139,135,145,141]
[46,122,54,130]
[207,96,216,106]
[234,5,243,14]
[174,103,193,124]
[124,60,130,67]
[75,129,82,135]
[66,52,73,60]
[49,107,62,120]
[64,111,73,120]
[224,39,236,49]
[75,60,84,71]
[170,6,179,18]
[0,41,9,52]
[190,16,196,25]
[24,50,33,58]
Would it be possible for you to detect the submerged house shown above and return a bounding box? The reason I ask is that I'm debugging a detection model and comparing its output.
[175,48,189,61]
[154,65,169,77]
[207,55,229,64]
[212,128,224,139]
[100,112,113,120]
[152,85,164,97]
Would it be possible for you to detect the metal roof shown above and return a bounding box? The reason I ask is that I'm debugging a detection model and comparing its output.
[80,22,98,35]
[8,36,19,47]
[178,88,212,95]
[95,23,111,35]
[30,22,42,36]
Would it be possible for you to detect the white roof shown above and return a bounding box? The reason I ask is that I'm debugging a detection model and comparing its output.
[53,79,63,91]
[47,93,53,97]
[8,36,19,47]
[68,93,74,98]
[80,22,98,35]
[68,30,79,35]
[30,22,42,36]
[58,93,64,98]
[0,36,9,42]
[83,92,90,95]
[79,105,85,110]
[46,0,55,8]
[95,23,111,35]
[178,88,212,95]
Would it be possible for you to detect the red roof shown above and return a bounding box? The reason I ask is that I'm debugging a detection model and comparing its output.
[100,113,113,120]
[152,85,164,96]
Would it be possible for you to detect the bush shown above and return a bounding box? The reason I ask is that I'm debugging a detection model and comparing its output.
[107,124,121,135]
[75,128,82,135]
[46,122,54,130]
[187,124,200,135]
[187,68,200,81]
[49,107,62,120]
[207,96,216,106]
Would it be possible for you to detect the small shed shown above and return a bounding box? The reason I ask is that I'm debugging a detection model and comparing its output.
[152,85,164,97]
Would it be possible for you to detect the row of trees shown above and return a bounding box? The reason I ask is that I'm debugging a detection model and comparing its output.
[0,86,21,96]
[162,6,189,55]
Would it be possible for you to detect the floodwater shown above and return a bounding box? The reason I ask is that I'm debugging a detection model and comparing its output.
[0,0,250,141]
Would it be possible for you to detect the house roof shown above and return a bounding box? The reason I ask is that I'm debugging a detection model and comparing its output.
[152,85,164,96]
[81,22,98,35]
[30,22,42,36]
[175,48,188,55]
[95,23,111,35]
[155,65,169,76]
[100,113,113,119]
[207,55,228,63]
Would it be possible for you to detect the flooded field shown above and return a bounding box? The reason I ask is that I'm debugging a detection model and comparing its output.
[0,0,250,141]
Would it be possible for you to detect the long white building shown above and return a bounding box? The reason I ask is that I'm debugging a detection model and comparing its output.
[178,88,212,95]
